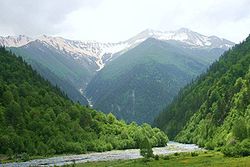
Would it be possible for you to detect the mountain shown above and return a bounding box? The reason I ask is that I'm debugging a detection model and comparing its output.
[0,28,234,122]
[1,35,130,71]
[10,40,95,105]
[1,29,234,75]
[0,47,168,157]
[0,35,33,47]
[2,35,131,105]
[155,35,250,156]
[1,28,234,70]
[128,28,234,49]
[86,36,232,124]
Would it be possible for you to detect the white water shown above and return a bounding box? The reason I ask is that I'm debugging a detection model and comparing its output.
[85,97,93,107]
[1,142,204,167]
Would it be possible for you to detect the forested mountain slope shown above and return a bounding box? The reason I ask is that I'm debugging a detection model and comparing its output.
[10,41,94,105]
[1,28,233,110]
[155,35,250,156]
[86,38,226,124]
[0,47,167,157]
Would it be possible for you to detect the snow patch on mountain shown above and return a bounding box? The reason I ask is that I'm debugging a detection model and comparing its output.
[0,35,33,47]
[128,28,234,49]
[0,28,235,70]
[36,35,130,70]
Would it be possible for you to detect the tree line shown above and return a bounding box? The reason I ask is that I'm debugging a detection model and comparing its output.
[0,47,168,159]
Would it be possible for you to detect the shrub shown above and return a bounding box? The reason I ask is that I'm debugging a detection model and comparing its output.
[6,148,13,159]
[222,139,250,157]
[222,145,239,157]
[140,137,154,159]
[239,139,250,156]
[20,153,29,161]
[232,118,248,141]
[162,155,170,160]
[106,143,113,151]
[191,152,199,157]
[66,142,85,154]
[205,141,216,150]
[154,154,159,160]
[174,152,180,156]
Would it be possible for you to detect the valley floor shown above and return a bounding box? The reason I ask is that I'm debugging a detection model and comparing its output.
[1,142,201,167]
[76,151,250,167]
[2,143,249,167]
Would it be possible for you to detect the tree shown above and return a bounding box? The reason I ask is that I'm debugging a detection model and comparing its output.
[79,111,92,128]
[5,101,23,128]
[0,107,4,126]
[107,113,116,124]
[232,118,247,141]
[0,48,168,157]
[2,90,14,106]
[140,137,154,159]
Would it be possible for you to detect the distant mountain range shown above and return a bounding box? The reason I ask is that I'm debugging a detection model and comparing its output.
[0,28,234,70]
[0,28,235,123]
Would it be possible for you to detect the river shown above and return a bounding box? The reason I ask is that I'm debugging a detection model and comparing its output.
[1,142,204,167]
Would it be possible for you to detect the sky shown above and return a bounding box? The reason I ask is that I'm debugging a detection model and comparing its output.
[0,0,250,43]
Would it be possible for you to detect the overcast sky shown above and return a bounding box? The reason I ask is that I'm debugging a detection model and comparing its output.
[0,0,249,43]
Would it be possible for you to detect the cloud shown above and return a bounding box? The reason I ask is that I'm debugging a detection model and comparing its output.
[157,0,250,42]
[0,0,102,36]
[59,0,250,42]
[0,0,249,43]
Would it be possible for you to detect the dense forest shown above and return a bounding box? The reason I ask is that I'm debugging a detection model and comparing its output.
[155,35,250,156]
[0,47,168,157]
[86,38,223,124]
[10,41,93,105]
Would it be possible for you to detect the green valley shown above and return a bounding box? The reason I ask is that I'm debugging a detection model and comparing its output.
[155,35,250,157]
[86,38,226,124]
[0,47,167,160]
[1,29,232,125]
[0,0,249,166]
[10,40,96,105]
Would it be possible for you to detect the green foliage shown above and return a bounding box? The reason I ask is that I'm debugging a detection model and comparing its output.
[0,47,168,157]
[191,152,199,157]
[2,90,14,105]
[154,154,159,160]
[20,153,29,161]
[140,137,154,159]
[107,113,116,124]
[222,139,250,157]
[86,38,224,124]
[232,118,248,141]
[174,152,180,156]
[162,155,170,160]
[10,42,91,105]
[155,35,250,155]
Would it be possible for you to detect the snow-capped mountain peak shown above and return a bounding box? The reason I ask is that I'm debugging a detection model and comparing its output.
[0,35,33,47]
[127,28,234,49]
[0,28,234,70]
[35,35,130,71]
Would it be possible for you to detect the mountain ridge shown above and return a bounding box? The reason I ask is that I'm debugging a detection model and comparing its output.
[0,28,235,71]
[1,29,236,122]
[85,37,228,123]
[154,35,250,156]
[0,47,168,156]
